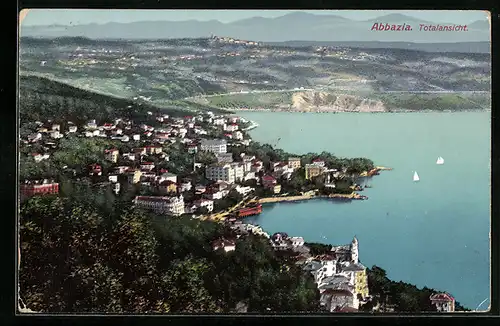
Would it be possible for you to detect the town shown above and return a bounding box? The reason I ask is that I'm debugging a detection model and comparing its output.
[19,109,457,312]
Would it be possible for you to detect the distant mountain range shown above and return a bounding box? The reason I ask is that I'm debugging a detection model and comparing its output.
[21,12,490,43]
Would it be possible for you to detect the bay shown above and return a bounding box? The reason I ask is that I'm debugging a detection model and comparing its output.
[241,111,491,310]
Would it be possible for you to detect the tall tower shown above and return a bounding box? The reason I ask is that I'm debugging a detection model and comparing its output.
[351,236,359,264]
[193,153,196,172]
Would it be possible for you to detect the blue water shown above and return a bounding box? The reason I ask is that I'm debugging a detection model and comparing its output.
[241,111,491,310]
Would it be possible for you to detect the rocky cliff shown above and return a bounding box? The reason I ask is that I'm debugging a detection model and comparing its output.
[291,91,386,112]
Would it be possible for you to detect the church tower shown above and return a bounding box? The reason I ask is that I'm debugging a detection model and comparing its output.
[351,236,359,264]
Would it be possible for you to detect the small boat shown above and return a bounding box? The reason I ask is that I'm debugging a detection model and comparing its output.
[436,156,444,165]
[413,171,420,182]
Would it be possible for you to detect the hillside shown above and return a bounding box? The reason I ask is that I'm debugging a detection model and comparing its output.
[20,37,491,109]
[19,75,227,125]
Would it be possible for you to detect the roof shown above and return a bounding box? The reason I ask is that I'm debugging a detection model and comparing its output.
[160,180,176,186]
[200,139,227,146]
[322,289,353,297]
[262,175,276,181]
[331,245,351,253]
[135,196,180,202]
[313,158,325,162]
[342,263,366,272]
[430,293,455,302]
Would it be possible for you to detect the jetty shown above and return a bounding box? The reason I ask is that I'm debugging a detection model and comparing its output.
[329,192,368,200]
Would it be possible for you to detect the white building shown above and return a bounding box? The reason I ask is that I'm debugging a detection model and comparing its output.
[206,163,236,183]
[290,237,305,247]
[68,126,78,133]
[235,185,254,196]
[134,195,185,216]
[233,131,243,140]
[160,172,178,184]
[200,139,227,154]
[50,131,63,139]
[194,199,214,212]
[213,118,225,125]
[230,163,244,182]
[224,124,239,132]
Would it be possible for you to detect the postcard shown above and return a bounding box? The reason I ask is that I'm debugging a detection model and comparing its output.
[17,9,491,314]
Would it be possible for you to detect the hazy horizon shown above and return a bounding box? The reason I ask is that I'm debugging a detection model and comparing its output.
[21,9,490,27]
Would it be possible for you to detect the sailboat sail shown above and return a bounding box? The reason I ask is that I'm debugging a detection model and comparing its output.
[413,171,420,182]
[436,156,444,165]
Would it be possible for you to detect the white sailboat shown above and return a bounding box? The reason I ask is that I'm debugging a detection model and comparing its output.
[413,171,420,182]
[436,156,444,165]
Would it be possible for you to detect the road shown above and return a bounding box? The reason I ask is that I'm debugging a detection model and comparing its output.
[203,195,257,221]
[184,88,314,100]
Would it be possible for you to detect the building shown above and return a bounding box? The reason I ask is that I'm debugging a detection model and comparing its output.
[89,164,102,176]
[200,139,227,154]
[262,175,277,189]
[312,158,326,167]
[134,195,185,216]
[104,149,119,163]
[68,126,78,133]
[20,180,59,199]
[305,164,324,180]
[140,162,155,171]
[331,237,359,263]
[342,262,369,300]
[430,293,455,312]
[231,163,244,182]
[133,147,147,156]
[145,146,162,155]
[158,180,177,194]
[216,153,234,163]
[290,237,305,247]
[273,184,282,194]
[212,238,236,252]
[224,124,239,132]
[194,199,214,212]
[127,170,142,184]
[288,157,301,170]
[180,181,192,192]
[50,131,62,139]
[188,144,198,154]
[206,163,236,183]
[160,172,177,184]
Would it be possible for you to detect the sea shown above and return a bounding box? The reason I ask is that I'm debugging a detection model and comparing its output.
[240,111,491,311]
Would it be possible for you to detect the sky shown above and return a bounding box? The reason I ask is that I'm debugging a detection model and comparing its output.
[21,9,490,26]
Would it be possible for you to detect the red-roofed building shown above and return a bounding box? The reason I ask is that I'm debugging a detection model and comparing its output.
[262,175,277,189]
[145,145,162,155]
[312,158,325,167]
[430,293,455,312]
[102,123,116,130]
[20,180,59,199]
[89,164,102,176]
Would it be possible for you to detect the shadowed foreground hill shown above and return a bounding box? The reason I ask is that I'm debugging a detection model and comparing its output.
[19,75,228,125]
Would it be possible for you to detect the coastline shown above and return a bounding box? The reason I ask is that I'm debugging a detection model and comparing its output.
[230,108,488,113]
